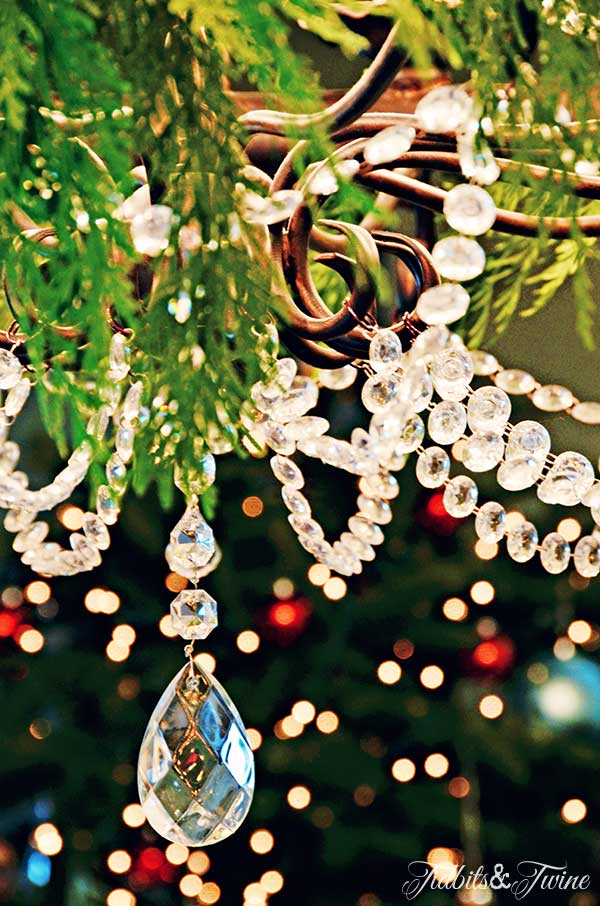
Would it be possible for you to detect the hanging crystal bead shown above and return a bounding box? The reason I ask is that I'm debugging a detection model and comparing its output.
[0,441,20,473]
[428,401,467,445]
[357,495,392,525]
[109,333,131,381]
[363,124,416,165]
[462,431,505,472]
[430,348,474,401]
[415,85,473,133]
[82,512,111,550]
[116,422,135,463]
[416,447,451,488]
[169,501,215,571]
[475,501,506,543]
[467,387,511,433]
[431,237,486,282]
[138,660,254,845]
[540,532,571,574]
[506,521,538,562]
[398,367,434,411]
[97,485,120,525]
[359,472,400,500]
[339,531,376,561]
[443,184,496,235]
[5,378,31,417]
[361,373,400,413]
[574,536,600,577]
[0,350,23,389]
[443,476,478,517]
[368,329,403,374]
[270,455,304,489]
[123,381,144,422]
[281,486,311,516]
[415,283,470,326]
[106,453,128,492]
[348,515,384,546]
[393,414,425,453]
[170,589,218,640]
[497,457,543,491]
[505,420,551,462]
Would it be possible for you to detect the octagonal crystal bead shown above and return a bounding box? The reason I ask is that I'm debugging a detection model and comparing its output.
[170,589,218,640]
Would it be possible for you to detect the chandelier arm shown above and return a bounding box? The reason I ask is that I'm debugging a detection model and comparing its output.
[239,24,404,136]
[358,169,600,238]
[279,328,356,368]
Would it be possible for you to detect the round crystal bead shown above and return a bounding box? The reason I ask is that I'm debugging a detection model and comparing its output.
[506,521,538,563]
[0,350,22,389]
[393,414,425,453]
[431,237,486,282]
[539,451,595,506]
[270,455,304,489]
[415,85,473,133]
[494,369,536,395]
[497,457,542,491]
[540,532,571,574]
[467,386,511,433]
[470,350,500,376]
[398,367,433,411]
[369,329,403,373]
[410,326,450,364]
[571,402,600,425]
[462,431,505,472]
[348,515,384,546]
[415,283,470,326]
[357,495,392,525]
[415,447,451,488]
[363,124,416,165]
[443,475,478,517]
[443,184,496,235]
[531,384,574,412]
[475,501,506,542]
[574,536,600,577]
[361,373,400,413]
[430,348,474,400]
[428,401,467,445]
[131,204,173,256]
[505,420,551,462]
[359,472,399,500]
[318,365,357,390]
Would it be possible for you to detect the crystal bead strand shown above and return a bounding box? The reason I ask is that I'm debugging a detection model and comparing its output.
[0,335,146,576]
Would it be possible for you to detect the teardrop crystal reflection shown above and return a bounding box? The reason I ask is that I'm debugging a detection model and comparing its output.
[138,659,255,845]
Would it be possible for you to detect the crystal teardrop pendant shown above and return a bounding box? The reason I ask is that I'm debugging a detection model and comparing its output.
[138,658,255,845]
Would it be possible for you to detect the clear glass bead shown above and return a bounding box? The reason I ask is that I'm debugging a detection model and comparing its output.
[430,348,474,400]
[369,329,403,373]
[5,378,31,417]
[415,85,473,133]
[443,475,478,517]
[505,420,551,462]
[494,369,536,395]
[106,453,127,492]
[506,520,538,563]
[475,501,506,542]
[96,485,120,525]
[70,532,102,568]
[363,124,416,165]
[574,536,600,577]
[497,457,542,491]
[369,406,411,455]
[340,531,376,561]
[266,377,319,423]
[283,416,329,442]
[470,350,500,376]
[531,384,574,412]
[348,514,384,546]
[109,332,131,381]
[305,159,359,196]
[539,451,595,506]
[288,514,323,541]
[298,535,332,560]
[281,486,311,516]
[318,365,357,390]
[131,204,173,256]
[261,421,295,455]
[0,441,20,473]
[82,512,111,550]
[467,386,511,433]
[457,132,501,185]
[428,401,467,445]
[462,431,504,472]
[13,521,49,553]
[415,284,470,326]
[0,350,23,389]
[361,373,400,413]
[116,422,135,463]
[357,494,392,525]
[431,237,485,282]
[540,532,571,574]
[4,507,36,533]
[571,402,600,425]
[443,184,496,235]
[138,660,254,845]
[170,589,218,640]
[415,447,451,488]
[123,381,143,422]
[239,188,302,225]
[169,501,215,570]
[393,414,425,453]
[398,367,433,411]
[410,326,450,365]
[270,455,304,489]
[359,472,399,500]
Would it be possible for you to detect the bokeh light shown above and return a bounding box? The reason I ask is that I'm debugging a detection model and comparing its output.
[392,758,416,782]
[420,665,444,689]
[287,786,311,809]
[561,798,587,824]
[479,694,504,719]
[377,660,402,684]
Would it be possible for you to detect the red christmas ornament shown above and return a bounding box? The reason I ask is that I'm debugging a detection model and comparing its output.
[259,596,312,644]
[417,491,465,536]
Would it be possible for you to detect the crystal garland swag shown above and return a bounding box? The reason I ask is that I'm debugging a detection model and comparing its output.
[3,82,600,848]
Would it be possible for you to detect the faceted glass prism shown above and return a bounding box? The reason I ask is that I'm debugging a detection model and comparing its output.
[138,661,255,845]
[171,589,218,640]
[169,501,215,571]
